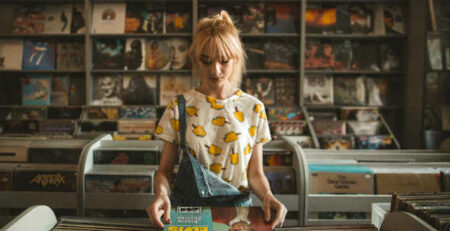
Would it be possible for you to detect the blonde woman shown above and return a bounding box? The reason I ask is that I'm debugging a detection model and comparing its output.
[147,11,287,229]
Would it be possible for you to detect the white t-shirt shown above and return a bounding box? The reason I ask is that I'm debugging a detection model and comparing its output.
[155,88,271,191]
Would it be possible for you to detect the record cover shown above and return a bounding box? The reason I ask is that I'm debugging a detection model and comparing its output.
[22,40,56,70]
[92,75,123,106]
[124,38,145,70]
[51,75,70,106]
[165,5,192,33]
[384,4,405,34]
[303,75,334,105]
[380,42,403,71]
[122,74,157,105]
[94,149,159,165]
[14,168,77,192]
[22,75,51,106]
[267,107,304,121]
[351,41,380,71]
[372,3,385,35]
[334,77,366,105]
[169,38,190,70]
[70,4,86,34]
[47,107,82,119]
[40,120,76,135]
[56,41,85,70]
[93,38,125,69]
[68,77,85,105]
[85,174,152,193]
[313,120,346,135]
[120,106,157,119]
[265,170,296,194]
[333,39,352,71]
[428,37,444,71]
[2,120,39,134]
[355,135,394,149]
[117,119,156,134]
[341,108,379,121]
[10,107,45,120]
[145,39,171,70]
[44,4,72,34]
[142,5,165,34]
[366,77,389,106]
[124,3,145,33]
[270,120,306,139]
[86,107,120,120]
[319,136,353,150]
[244,77,275,106]
[159,75,192,105]
[305,7,337,34]
[263,151,292,166]
[0,39,23,70]
[275,76,297,106]
[11,5,46,34]
[265,3,298,33]
[305,39,335,69]
[91,3,126,34]
[349,4,373,34]
[28,148,80,164]
[263,40,297,70]
[297,136,313,148]
[241,3,265,34]
[80,120,117,133]
[245,40,265,69]
[347,121,382,135]
[443,37,450,70]
[434,0,450,32]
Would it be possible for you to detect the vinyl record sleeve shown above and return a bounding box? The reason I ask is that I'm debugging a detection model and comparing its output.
[0,39,23,70]
[91,3,126,34]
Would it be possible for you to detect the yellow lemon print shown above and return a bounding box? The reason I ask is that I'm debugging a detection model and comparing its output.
[192,124,206,137]
[224,131,240,143]
[260,138,270,143]
[205,144,221,156]
[222,177,231,183]
[209,163,222,174]
[235,89,243,96]
[155,125,163,134]
[253,104,262,113]
[189,148,196,158]
[206,96,224,110]
[167,99,178,110]
[170,118,179,132]
[234,107,244,122]
[249,125,257,137]
[212,116,229,126]
[186,106,198,117]
[259,111,267,120]
[212,102,224,110]
[243,144,252,155]
[230,149,239,165]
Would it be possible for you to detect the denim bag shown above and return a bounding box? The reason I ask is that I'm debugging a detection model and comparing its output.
[170,95,251,207]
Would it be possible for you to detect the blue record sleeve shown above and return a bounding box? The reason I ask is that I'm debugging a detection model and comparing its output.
[22,40,55,70]
[22,75,52,106]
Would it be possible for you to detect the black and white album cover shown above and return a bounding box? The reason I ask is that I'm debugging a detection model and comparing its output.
[334,77,366,105]
[121,74,156,105]
[92,74,123,106]
[124,38,145,70]
[303,75,334,105]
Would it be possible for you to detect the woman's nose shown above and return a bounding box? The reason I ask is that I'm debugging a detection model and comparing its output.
[212,62,221,75]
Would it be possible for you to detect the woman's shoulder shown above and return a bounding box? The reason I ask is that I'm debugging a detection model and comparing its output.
[239,90,265,107]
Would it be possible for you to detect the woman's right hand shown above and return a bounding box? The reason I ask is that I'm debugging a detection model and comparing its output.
[146,193,171,228]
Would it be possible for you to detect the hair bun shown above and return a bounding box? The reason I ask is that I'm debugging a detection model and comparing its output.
[219,10,234,25]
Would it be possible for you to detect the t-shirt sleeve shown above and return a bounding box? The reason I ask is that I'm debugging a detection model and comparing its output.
[254,103,272,146]
[154,98,180,144]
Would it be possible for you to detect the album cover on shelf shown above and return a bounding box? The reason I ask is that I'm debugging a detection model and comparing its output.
[305,7,337,34]
[56,41,85,70]
[347,121,382,135]
[275,76,297,106]
[380,42,403,71]
[14,164,77,192]
[334,77,366,106]
[312,120,346,135]
[341,108,379,121]
[305,39,334,69]
[51,75,70,106]
[85,174,152,193]
[355,135,394,149]
[93,38,125,70]
[427,37,443,71]
[267,107,304,121]
[22,75,52,106]
[366,77,389,106]
[159,75,192,105]
[245,40,265,69]
[443,37,450,70]
[117,119,156,134]
[442,107,450,130]
[47,107,82,120]
[270,121,306,139]
[124,3,145,34]
[265,3,298,33]
[22,40,55,70]
[141,5,165,34]
[120,106,157,119]
[349,4,373,34]
[94,149,159,165]
[124,38,145,70]
[297,136,313,148]
[433,0,450,32]
[336,4,352,34]
[44,4,72,34]
[244,77,275,106]
[80,120,117,133]
[372,3,385,35]
[91,3,126,34]
[265,168,296,194]
[333,39,352,71]
[86,107,120,120]
[68,77,85,106]
[92,74,123,106]
[240,3,264,34]
[384,4,405,34]
[263,40,297,70]
[303,75,334,105]
[11,5,46,34]
[10,107,45,120]
[169,38,190,70]
[40,120,76,135]
[263,150,292,167]
[0,39,23,70]
[145,39,171,70]
[71,4,86,34]
[319,136,353,150]
[351,41,380,71]
[165,5,191,33]
[28,148,81,164]
[121,74,157,105]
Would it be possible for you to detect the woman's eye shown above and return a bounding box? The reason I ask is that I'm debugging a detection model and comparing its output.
[200,60,212,65]
[220,60,229,64]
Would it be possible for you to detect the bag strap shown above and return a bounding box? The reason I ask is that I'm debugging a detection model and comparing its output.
[177,94,188,151]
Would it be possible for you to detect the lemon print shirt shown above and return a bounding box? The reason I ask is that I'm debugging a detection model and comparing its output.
[155,88,272,191]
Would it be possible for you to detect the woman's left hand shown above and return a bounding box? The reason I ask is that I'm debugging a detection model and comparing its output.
[263,193,287,229]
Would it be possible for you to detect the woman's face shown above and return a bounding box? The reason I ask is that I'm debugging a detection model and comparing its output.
[198,54,234,88]
[170,38,189,69]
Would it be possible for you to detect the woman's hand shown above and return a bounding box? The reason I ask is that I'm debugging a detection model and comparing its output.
[146,193,171,228]
[263,193,287,229]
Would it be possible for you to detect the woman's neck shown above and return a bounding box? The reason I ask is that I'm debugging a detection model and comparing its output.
[196,82,236,100]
